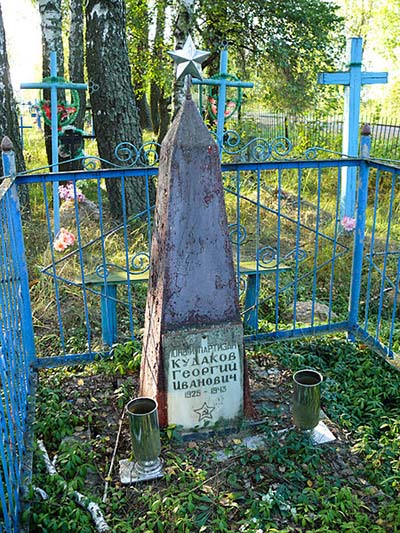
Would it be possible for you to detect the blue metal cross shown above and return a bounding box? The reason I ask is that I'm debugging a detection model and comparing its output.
[20,51,87,234]
[193,46,253,154]
[18,115,32,149]
[318,37,388,218]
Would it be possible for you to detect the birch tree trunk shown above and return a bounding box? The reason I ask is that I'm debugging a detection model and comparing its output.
[126,0,152,131]
[68,0,86,131]
[86,0,155,219]
[0,3,30,215]
[38,0,65,167]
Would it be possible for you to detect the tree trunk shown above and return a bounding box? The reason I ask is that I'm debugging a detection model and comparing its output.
[38,0,65,168]
[150,81,161,135]
[62,0,87,172]
[86,0,155,219]
[137,92,153,131]
[0,3,30,216]
[126,0,152,131]
[172,0,194,117]
[150,0,171,142]
[157,93,171,145]
[68,0,86,132]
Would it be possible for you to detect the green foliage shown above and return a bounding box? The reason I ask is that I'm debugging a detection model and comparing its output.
[96,340,142,376]
[27,439,98,532]
[124,0,345,126]
[269,336,400,495]
[27,336,400,531]
[194,0,345,113]
[34,371,84,447]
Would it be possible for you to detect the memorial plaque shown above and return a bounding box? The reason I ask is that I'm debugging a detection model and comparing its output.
[163,324,243,430]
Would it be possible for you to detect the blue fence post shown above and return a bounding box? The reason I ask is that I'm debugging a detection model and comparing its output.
[9,183,37,366]
[1,138,36,366]
[244,275,259,329]
[1,137,16,176]
[348,125,371,339]
[101,284,118,346]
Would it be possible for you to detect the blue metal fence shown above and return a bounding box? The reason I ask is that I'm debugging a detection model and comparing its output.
[353,160,400,358]
[1,151,399,530]
[15,154,399,365]
[0,178,35,532]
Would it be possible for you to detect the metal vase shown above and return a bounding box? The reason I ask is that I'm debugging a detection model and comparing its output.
[127,397,162,478]
[292,369,323,430]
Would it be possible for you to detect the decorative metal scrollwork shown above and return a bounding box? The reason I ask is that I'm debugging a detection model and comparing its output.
[259,246,277,265]
[258,245,307,266]
[95,263,113,279]
[81,156,102,170]
[93,253,150,281]
[218,132,294,162]
[115,141,161,167]
[271,136,292,158]
[88,81,99,94]
[115,142,140,166]
[102,132,342,168]
[228,223,247,245]
[130,252,150,273]
[238,274,247,296]
[282,248,307,263]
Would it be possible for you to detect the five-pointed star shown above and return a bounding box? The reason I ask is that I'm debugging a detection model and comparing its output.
[168,35,210,81]
[194,402,215,422]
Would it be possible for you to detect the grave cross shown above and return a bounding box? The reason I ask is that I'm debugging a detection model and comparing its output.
[192,45,254,154]
[19,116,32,149]
[318,37,388,218]
[20,51,87,234]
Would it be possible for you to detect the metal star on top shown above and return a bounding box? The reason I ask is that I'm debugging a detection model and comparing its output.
[168,35,210,81]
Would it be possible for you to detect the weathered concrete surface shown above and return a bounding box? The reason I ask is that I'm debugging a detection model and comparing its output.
[163,324,244,431]
[140,95,252,427]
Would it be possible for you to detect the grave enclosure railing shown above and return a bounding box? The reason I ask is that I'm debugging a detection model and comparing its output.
[1,153,400,531]
[0,178,36,532]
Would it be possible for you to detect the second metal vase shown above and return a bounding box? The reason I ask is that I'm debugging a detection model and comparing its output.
[292,369,323,430]
[126,397,163,480]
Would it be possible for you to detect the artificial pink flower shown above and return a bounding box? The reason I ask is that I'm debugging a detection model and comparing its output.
[54,239,67,252]
[54,228,76,252]
[59,183,86,203]
[341,216,356,232]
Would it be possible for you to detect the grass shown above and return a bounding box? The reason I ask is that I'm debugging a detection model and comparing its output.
[25,336,400,532]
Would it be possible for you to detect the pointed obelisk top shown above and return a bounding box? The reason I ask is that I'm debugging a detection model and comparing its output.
[156,95,241,330]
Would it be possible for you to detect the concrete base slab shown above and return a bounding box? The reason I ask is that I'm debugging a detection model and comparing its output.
[119,458,164,484]
[310,421,336,445]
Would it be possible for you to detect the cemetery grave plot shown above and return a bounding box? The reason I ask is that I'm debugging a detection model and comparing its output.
[2,29,399,533]
[30,338,399,532]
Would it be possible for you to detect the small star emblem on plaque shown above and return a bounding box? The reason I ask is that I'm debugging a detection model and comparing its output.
[168,34,210,81]
[194,402,215,422]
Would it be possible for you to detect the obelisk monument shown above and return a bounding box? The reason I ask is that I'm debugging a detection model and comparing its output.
[139,36,252,431]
